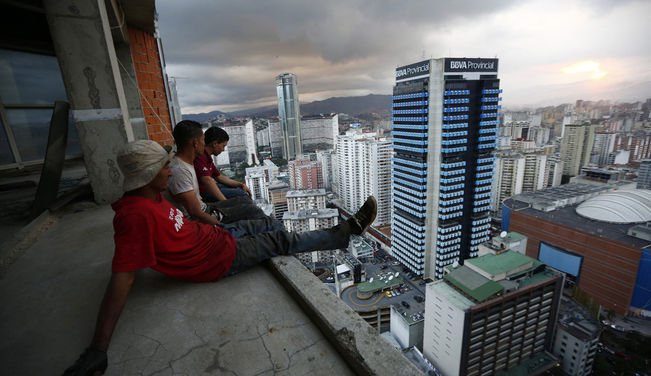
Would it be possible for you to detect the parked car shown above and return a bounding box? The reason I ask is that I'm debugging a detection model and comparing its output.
[401,301,410,309]
[414,295,424,303]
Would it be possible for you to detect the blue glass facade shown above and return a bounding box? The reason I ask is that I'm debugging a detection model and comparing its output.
[391,58,500,279]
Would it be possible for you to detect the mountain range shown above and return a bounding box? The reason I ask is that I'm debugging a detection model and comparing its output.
[183,94,391,122]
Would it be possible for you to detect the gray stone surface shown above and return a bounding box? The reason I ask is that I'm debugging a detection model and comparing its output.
[0,203,353,375]
[270,257,424,376]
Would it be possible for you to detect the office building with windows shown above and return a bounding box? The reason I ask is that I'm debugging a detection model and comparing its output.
[391,58,500,279]
[423,249,563,376]
[276,73,302,160]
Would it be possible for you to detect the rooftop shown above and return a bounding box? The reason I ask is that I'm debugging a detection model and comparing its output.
[575,189,651,224]
[0,200,422,375]
[465,250,540,279]
[505,191,650,249]
[282,208,339,220]
[286,189,327,198]
[444,266,504,302]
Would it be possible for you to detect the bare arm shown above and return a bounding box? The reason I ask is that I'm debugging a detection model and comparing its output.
[91,271,136,351]
[199,175,227,201]
[216,175,251,196]
[175,190,219,225]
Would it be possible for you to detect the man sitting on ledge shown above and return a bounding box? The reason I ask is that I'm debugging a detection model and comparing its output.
[63,140,377,376]
[195,125,251,202]
[167,120,264,224]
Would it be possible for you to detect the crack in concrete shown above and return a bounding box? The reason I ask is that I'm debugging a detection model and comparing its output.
[167,342,209,373]
[204,345,239,376]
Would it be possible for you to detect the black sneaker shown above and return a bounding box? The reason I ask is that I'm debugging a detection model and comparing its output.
[62,347,107,376]
[348,196,377,235]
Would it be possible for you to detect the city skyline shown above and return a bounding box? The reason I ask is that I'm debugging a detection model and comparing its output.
[157,0,651,114]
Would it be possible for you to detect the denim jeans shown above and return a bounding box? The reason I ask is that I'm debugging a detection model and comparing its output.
[224,218,351,276]
[201,182,250,202]
[206,196,267,223]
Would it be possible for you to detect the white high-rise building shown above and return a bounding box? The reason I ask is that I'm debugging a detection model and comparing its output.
[336,129,392,225]
[245,164,275,202]
[544,155,564,188]
[491,153,525,212]
[221,119,259,166]
[301,113,339,152]
[391,58,499,278]
[522,152,547,192]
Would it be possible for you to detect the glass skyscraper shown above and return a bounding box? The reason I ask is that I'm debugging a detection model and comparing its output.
[391,57,501,279]
[276,73,302,160]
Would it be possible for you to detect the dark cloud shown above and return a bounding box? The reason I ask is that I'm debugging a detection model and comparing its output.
[155,0,650,112]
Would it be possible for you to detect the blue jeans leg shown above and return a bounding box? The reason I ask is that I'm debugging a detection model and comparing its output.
[207,197,267,223]
[222,217,286,239]
[217,183,250,199]
[227,224,351,276]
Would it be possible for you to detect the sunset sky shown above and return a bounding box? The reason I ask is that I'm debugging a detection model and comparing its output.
[156,0,651,114]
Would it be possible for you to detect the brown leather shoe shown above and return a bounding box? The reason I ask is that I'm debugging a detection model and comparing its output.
[348,196,377,235]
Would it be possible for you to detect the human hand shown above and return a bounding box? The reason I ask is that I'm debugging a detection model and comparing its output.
[241,183,252,197]
[62,347,107,375]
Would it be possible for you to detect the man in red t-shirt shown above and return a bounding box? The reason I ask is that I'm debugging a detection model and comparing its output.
[194,126,251,202]
[63,140,377,375]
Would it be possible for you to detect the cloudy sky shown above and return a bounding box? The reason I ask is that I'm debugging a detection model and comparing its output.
[156,0,651,114]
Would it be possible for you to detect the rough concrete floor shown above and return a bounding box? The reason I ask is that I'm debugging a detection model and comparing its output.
[0,203,353,375]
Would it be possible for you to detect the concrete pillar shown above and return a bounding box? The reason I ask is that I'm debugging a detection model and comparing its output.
[43,0,136,203]
[115,43,148,141]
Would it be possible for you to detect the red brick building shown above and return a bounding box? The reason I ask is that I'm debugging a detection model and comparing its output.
[503,187,650,316]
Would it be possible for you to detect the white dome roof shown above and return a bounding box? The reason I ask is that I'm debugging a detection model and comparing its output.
[576,190,651,224]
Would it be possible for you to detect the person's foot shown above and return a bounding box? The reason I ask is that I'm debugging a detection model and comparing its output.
[348,196,377,235]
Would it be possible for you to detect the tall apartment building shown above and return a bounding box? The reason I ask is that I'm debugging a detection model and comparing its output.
[560,123,597,178]
[637,159,651,189]
[544,155,564,188]
[288,159,323,189]
[276,73,302,160]
[315,149,335,191]
[391,58,499,279]
[522,152,547,192]
[591,131,616,166]
[528,126,551,147]
[219,119,259,166]
[245,168,269,202]
[491,153,524,212]
[286,189,327,211]
[422,250,563,376]
[336,129,392,225]
[301,113,339,152]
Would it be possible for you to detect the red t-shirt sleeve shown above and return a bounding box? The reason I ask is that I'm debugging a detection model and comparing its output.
[112,210,157,272]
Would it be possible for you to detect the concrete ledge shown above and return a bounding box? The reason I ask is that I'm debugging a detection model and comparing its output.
[268,256,423,376]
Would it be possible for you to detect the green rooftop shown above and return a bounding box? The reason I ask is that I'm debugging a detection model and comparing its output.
[444,266,504,302]
[503,231,526,243]
[358,274,404,293]
[466,250,540,278]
